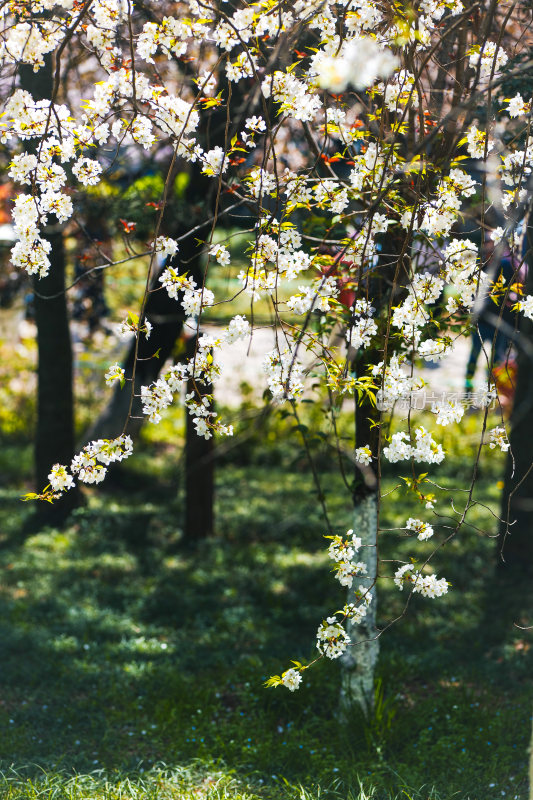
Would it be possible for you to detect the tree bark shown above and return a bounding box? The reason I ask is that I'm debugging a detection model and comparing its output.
[19,60,78,517]
[340,493,379,717]
[340,348,380,716]
[184,334,214,541]
[82,255,190,443]
[82,136,219,445]
[339,227,406,715]
[33,232,77,495]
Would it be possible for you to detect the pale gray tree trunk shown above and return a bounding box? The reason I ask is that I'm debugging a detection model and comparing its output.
[337,228,404,715]
[339,492,379,717]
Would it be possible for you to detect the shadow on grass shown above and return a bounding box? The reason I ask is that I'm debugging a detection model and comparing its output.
[0,455,530,799]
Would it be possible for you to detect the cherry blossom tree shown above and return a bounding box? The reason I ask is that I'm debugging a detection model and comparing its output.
[3,0,533,721]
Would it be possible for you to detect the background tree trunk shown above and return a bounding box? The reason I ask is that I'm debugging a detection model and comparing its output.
[33,231,77,500]
[499,216,533,574]
[82,142,219,445]
[184,334,214,541]
[19,60,79,518]
[82,254,191,443]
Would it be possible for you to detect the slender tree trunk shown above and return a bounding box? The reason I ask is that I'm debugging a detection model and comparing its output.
[340,493,379,716]
[19,60,78,516]
[340,354,380,716]
[82,256,190,443]
[83,151,213,445]
[339,227,408,714]
[184,334,214,541]
[33,231,77,494]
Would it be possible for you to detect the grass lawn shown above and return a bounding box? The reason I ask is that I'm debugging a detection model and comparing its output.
[0,404,531,800]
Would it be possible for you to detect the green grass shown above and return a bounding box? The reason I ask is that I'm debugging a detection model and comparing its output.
[0,406,531,800]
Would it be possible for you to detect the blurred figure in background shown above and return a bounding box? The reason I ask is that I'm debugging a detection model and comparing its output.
[465,235,520,408]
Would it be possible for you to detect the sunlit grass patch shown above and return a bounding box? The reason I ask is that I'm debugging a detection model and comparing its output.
[0,763,266,800]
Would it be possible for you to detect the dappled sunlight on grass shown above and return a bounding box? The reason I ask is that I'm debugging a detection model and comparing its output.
[0,406,531,799]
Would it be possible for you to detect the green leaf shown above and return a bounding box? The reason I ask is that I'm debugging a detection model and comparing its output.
[21,492,40,502]
[264,676,282,688]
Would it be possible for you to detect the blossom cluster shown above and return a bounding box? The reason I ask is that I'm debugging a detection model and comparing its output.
[405,518,434,541]
[373,355,423,412]
[327,529,366,588]
[394,564,449,598]
[139,315,250,436]
[489,427,510,452]
[47,435,133,499]
[314,582,373,663]
[346,300,378,350]
[383,426,445,465]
